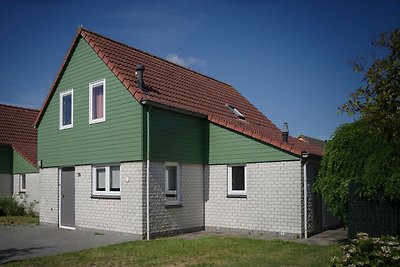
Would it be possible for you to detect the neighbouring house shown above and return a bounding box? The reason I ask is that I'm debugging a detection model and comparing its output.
[0,104,40,212]
[36,27,338,238]
[298,134,341,231]
[298,135,326,149]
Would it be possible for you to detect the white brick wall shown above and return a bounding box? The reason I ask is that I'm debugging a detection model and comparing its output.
[39,167,59,224]
[0,173,12,196]
[13,173,40,213]
[75,162,143,234]
[205,161,303,236]
[146,162,204,236]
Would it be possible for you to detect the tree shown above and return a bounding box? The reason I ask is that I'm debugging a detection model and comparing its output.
[314,120,400,221]
[315,28,400,221]
[341,28,400,139]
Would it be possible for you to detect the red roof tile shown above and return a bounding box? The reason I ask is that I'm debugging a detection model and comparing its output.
[0,104,38,167]
[36,28,323,157]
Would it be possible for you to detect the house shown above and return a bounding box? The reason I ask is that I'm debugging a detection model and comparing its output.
[36,27,338,238]
[0,104,39,212]
[298,135,326,149]
[298,134,341,231]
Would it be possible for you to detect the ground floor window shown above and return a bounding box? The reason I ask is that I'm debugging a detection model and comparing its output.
[165,162,181,205]
[228,165,247,196]
[19,174,26,192]
[92,164,120,196]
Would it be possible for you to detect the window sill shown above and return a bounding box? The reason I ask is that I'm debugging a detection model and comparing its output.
[91,195,121,200]
[165,204,183,208]
[19,191,26,194]
[227,194,247,198]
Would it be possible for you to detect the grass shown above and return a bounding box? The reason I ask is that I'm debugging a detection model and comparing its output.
[0,215,39,226]
[5,236,340,267]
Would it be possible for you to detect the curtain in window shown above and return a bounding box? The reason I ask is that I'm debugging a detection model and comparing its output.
[93,85,103,119]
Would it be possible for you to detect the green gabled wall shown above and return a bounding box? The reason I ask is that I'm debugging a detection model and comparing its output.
[208,123,298,164]
[0,145,12,173]
[38,37,143,167]
[13,151,38,174]
[147,107,207,164]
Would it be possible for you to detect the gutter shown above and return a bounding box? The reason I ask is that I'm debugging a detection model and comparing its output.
[146,106,151,240]
[302,152,309,239]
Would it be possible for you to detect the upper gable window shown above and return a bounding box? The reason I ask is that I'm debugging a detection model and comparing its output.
[226,104,245,120]
[89,79,106,124]
[60,89,73,130]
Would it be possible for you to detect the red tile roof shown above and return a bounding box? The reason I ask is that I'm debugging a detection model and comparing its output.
[36,27,323,157]
[0,104,39,167]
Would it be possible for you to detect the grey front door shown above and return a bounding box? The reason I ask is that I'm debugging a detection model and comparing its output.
[61,167,75,228]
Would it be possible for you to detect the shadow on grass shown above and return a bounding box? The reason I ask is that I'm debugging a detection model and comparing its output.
[0,246,52,264]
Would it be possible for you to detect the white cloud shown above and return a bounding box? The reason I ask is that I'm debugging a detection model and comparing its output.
[165,53,206,68]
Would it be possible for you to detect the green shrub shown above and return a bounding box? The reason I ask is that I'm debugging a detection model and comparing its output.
[331,233,400,267]
[0,196,26,216]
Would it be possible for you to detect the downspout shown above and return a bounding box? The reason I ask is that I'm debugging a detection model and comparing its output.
[303,161,308,239]
[146,106,151,240]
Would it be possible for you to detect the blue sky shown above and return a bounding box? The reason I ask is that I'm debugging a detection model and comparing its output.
[0,0,399,140]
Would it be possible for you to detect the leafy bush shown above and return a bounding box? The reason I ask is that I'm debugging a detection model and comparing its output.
[331,233,400,267]
[0,196,26,216]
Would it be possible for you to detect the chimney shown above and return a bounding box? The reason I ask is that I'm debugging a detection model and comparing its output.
[135,64,145,90]
[282,122,289,143]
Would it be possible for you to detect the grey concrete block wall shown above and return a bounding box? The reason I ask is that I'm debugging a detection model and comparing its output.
[0,174,12,196]
[75,162,143,234]
[205,161,303,236]
[146,162,204,237]
[39,167,59,225]
[13,173,40,213]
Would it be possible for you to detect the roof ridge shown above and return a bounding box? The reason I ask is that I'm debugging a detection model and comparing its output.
[0,102,39,112]
[80,27,234,88]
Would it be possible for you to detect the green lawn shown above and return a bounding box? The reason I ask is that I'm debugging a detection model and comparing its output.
[0,216,39,226]
[5,236,340,267]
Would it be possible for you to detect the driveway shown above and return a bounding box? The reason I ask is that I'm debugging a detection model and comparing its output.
[0,225,140,264]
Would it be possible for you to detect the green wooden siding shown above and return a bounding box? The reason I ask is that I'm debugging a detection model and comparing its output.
[209,123,298,164]
[13,151,38,174]
[148,107,207,164]
[0,145,12,173]
[38,37,143,167]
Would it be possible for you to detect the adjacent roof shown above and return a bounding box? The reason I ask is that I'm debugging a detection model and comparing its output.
[298,135,326,149]
[36,27,323,157]
[0,104,39,167]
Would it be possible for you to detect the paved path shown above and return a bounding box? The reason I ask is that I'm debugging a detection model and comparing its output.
[0,225,140,264]
[176,228,348,245]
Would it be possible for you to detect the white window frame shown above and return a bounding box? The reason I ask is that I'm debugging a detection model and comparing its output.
[89,79,106,124]
[165,162,181,206]
[228,164,247,196]
[59,89,74,130]
[19,174,26,192]
[92,164,120,196]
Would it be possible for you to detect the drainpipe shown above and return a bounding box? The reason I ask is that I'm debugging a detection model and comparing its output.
[146,106,151,240]
[303,160,308,239]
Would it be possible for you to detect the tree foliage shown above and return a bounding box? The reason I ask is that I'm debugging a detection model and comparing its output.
[341,28,400,139]
[315,28,400,221]
[314,120,400,221]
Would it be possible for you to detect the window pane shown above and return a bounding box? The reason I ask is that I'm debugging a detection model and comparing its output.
[62,94,72,126]
[110,166,120,191]
[92,84,104,120]
[166,166,177,191]
[231,166,245,191]
[21,175,26,190]
[96,168,106,191]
